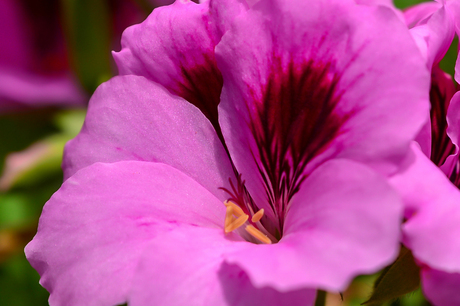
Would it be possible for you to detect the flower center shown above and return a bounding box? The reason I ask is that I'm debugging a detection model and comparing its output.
[223,200,272,244]
[221,58,349,244]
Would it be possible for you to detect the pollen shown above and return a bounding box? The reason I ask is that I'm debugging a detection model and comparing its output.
[245,225,272,244]
[224,205,235,229]
[224,200,245,217]
[251,209,264,223]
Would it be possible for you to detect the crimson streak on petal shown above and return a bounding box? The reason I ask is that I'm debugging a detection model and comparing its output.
[248,58,350,232]
[173,54,224,136]
[429,69,456,167]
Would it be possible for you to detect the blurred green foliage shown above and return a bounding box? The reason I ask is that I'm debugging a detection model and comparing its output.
[0,109,85,305]
[62,0,113,93]
[393,0,430,9]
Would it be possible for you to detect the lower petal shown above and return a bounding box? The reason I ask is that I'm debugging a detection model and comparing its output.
[226,159,402,292]
[129,226,316,306]
[421,267,460,305]
[390,143,460,272]
[25,161,225,305]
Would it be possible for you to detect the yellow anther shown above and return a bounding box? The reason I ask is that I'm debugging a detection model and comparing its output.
[224,200,245,217]
[225,214,249,233]
[251,209,264,223]
[224,205,235,229]
[245,225,272,244]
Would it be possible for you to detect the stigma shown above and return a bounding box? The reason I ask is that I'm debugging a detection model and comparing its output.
[224,201,272,244]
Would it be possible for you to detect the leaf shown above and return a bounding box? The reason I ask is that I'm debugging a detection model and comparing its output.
[363,246,421,305]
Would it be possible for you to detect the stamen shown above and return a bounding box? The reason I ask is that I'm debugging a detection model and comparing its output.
[224,200,245,217]
[251,209,264,223]
[224,205,235,228]
[245,225,272,244]
[225,214,249,233]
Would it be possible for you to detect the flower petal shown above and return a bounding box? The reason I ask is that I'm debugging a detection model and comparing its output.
[225,159,402,291]
[63,75,235,201]
[444,0,460,83]
[421,268,460,306]
[216,0,429,213]
[113,0,247,129]
[129,226,316,306]
[446,91,460,185]
[408,5,455,69]
[390,143,460,272]
[25,161,226,306]
[447,91,460,151]
[403,1,442,29]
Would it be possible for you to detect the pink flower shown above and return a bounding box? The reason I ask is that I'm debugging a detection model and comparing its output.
[389,1,460,304]
[26,0,430,304]
[0,0,86,112]
[0,0,162,113]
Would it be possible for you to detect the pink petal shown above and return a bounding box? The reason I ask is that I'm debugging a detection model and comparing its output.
[355,0,405,22]
[447,91,460,150]
[225,159,402,291]
[216,0,429,211]
[446,91,460,186]
[25,161,226,306]
[409,5,455,69]
[444,0,460,83]
[403,1,442,28]
[129,226,316,306]
[113,0,247,129]
[390,143,460,272]
[421,267,460,305]
[63,75,235,201]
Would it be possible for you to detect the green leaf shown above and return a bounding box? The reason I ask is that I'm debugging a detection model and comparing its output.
[393,0,431,9]
[439,37,458,78]
[61,0,112,93]
[363,246,421,305]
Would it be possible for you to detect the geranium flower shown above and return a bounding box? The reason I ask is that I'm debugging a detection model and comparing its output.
[389,1,460,304]
[26,0,430,304]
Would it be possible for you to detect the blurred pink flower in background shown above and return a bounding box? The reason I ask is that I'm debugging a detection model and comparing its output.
[0,0,173,113]
[25,0,434,304]
[0,0,85,112]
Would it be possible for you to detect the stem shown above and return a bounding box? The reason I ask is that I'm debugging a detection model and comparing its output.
[314,290,327,306]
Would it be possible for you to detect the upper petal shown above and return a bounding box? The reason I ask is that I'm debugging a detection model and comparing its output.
[444,0,460,83]
[216,0,429,216]
[408,4,455,69]
[63,75,235,201]
[403,1,442,29]
[225,159,402,292]
[25,161,226,306]
[113,0,247,130]
[447,91,460,153]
